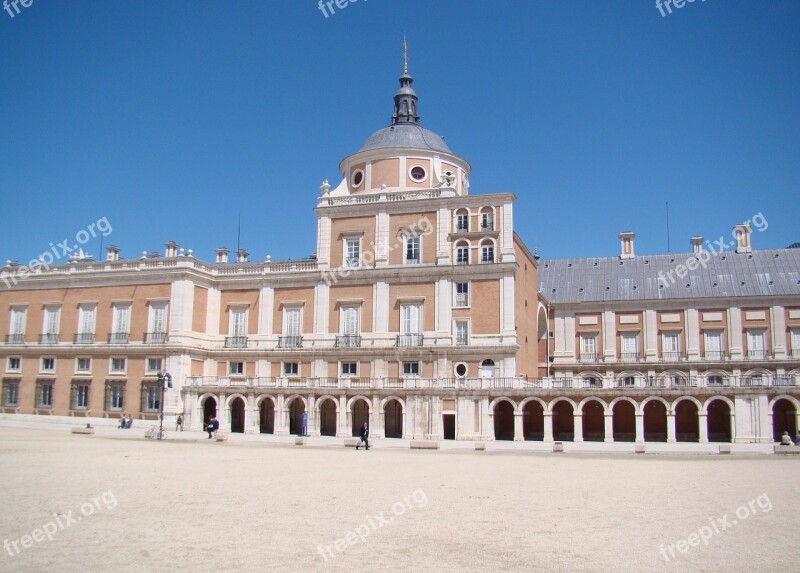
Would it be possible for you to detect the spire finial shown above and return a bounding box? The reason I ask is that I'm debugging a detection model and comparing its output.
[402,34,408,75]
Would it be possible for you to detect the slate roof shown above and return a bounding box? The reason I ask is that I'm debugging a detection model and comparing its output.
[357,123,453,154]
[538,248,800,303]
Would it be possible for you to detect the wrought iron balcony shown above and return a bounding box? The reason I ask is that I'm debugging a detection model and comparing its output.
[39,333,58,344]
[108,332,130,344]
[662,351,682,361]
[747,349,769,360]
[455,222,469,232]
[396,334,424,347]
[5,334,24,344]
[73,333,95,344]
[620,352,640,362]
[278,335,303,349]
[224,336,248,349]
[335,335,361,348]
[480,219,494,231]
[455,334,469,346]
[144,332,167,344]
[579,352,598,363]
[703,350,726,361]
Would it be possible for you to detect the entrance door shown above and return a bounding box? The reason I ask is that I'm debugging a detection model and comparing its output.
[443,414,456,440]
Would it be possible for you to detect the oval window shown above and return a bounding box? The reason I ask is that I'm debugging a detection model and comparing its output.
[410,166,426,182]
[352,170,364,187]
[455,363,467,377]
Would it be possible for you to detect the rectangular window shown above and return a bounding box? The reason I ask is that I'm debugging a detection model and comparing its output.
[37,382,54,408]
[42,306,60,343]
[78,305,96,334]
[73,383,90,409]
[704,331,723,359]
[283,307,301,336]
[662,332,681,360]
[404,236,420,264]
[9,307,26,337]
[341,362,357,376]
[230,308,247,337]
[7,357,21,372]
[283,362,299,377]
[456,213,469,231]
[401,304,421,335]
[792,330,800,358]
[402,361,420,376]
[579,335,597,361]
[110,357,126,373]
[747,330,766,359]
[41,357,55,373]
[340,306,359,336]
[620,333,638,360]
[480,243,494,263]
[454,282,469,307]
[112,304,130,334]
[455,244,469,265]
[76,357,91,373]
[4,381,19,406]
[107,383,125,411]
[143,384,160,412]
[229,361,244,376]
[148,303,167,334]
[455,320,469,346]
[344,238,360,268]
[146,357,163,374]
[481,211,494,231]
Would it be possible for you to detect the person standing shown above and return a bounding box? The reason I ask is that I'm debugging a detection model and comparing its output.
[356,422,369,450]
[207,417,219,439]
[176,414,183,432]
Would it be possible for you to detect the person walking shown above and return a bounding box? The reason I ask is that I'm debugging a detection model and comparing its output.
[356,422,369,450]
[206,417,219,439]
[176,414,183,432]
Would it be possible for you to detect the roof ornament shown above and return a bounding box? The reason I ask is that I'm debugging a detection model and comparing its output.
[392,36,420,125]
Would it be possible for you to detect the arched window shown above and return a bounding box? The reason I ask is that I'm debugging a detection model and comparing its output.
[480,239,495,264]
[454,240,470,265]
[454,208,469,232]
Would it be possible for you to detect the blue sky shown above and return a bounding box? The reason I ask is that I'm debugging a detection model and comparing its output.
[1,0,798,266]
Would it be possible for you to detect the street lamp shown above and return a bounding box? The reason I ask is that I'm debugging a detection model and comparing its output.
[156,370,172,440]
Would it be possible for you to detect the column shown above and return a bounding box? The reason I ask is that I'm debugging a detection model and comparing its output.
[635,412,644,444]
[604,413,613,443]
[728,307,743,359]
[771,305,786,358]
[307,395,316,437]
[371,395,384,439]
[603,311,616,362]
[543,412,554,442]
[217,393,228,429]
[258,286,274,335]
[246,394,257,434]
[514,412,524,441]
[667,412,676,443]
[337,395,348,437]
[644,309,658,361]
[275,392,288,435]
[686,309,700,361]
[699,412,709,443]
[573,413,583,442]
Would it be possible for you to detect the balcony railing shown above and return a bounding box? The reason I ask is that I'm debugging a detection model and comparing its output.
[747,350,769,360]
[662,351,682,361]
[39,333,58,344]
[614,378,638,388]
[551,378,574,389]
[455,256,469,265]
[5,334,24,344]
[619,352,640,362]
[739,376,766,387]
[335,335,361,348]
[396,334,424,347]
[278,336,303,349]
[669,377,698,388]
[579,352,598,363]
[144,332,167,344]
[479,256,494,264]
[480,219,494,231]
[455,334,469,346]
[224,336,248,349]
[706,377,732,387]
[73,333,95,344]
[455,294,469,307]
[703,350,726,361]
[774,376,796,387]
[108,333,129,344]
[404,257,421,265]
[455,222,469,232]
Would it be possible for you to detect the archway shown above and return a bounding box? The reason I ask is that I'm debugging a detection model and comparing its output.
[772,399,797,442]
[351,399,370,437]
[384,399,403,439]
[493,400,514,440]
[707,399,731,442]
[202,396,217,425]
[643,400,667,442]
[675,400,699,442]
[612,401,636,442]
[259,399,274,434]
[582,400,605,442]
[288,398,306,436]
[230,397,245,433]
[319,399,337,437]
[552,401,574,441]
[523,401,544,441]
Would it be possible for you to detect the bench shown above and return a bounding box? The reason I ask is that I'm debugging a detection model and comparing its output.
[71,427,95,435]
[410,441,439,450]
[774,445,800,455]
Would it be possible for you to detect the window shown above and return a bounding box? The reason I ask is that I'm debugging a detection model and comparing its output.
[147,303,167,343]
[110,357,126,373]
[351,169,364,187]
[143,384,160,412]
[480,241,494,264]
[283,362,299,377]
[409,165,426,182]
[402,361,420,376]
[72,383,90,409]
[344,238,360,268]
[107,383,125,411]
[3,381,19,406]
[7,357,21,372]
[399,304,422,347]
[620,333,638,360]
[579,335,598,362]
[792,330,800,358]
[8,307,25,342]
[146,357,163,374]
[42,306,60,343]
[455,211,469,232]
[41,357,55,373]
[455,320,469,346]
[708,375,724,386]
[704,331,723,360]
[622,376,635,387]
[455,363,467,377]
[76,304,96,343]
[76,357,91,373]
[283,307,301,336]
[229,361,244,376]
[111,304,130,343]
[230,308,247,337]
[662,332,681,360]
[404,235,420,264]
[341,362,357,376]
[37,382,54,408]
[746,330,767,359]
[454,282,469,307]
[480,210,494,231]
[455,242,469,265]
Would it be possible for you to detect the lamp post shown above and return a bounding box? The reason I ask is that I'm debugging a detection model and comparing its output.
[156,370,172,440]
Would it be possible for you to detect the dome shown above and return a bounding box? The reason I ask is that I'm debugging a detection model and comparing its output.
[357,123,453,154]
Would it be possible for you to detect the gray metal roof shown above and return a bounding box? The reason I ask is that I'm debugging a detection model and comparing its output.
[357,123,453,154]
[538,248,800,303]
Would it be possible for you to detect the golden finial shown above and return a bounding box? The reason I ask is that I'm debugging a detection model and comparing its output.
[402,34,408,75]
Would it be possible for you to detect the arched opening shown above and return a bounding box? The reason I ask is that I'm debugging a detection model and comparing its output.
[202,396,217,425]
[288,398,306,436]
[384,399,403,439]
[493,400,514,440]
[612,401,636,442]
[707,399,731,442]
[259,399,274,434]
[643,400,667,442]
[229,397,245,433]
[481,359,495,379]
[552,401,574,441]
[523,401,544,441]
[675,400,699,442]
[351,399,370,437]
[772,399,797,442]
[319,399,337,437]
[582,400,605,441]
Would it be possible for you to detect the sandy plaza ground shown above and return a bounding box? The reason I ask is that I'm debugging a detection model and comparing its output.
[0,426,798,573]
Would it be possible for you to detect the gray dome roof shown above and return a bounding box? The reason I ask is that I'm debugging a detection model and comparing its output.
[357,123,452,154]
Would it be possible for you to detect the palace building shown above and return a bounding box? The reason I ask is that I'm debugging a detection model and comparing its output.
[1,59,799,445]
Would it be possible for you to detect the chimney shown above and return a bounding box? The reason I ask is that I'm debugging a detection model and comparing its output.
[733,223,752,253]
[618,232,635,259]
[690,236,703,256]
[215,248,229,264]
[164,241,178,258]
[236,249,249,263]
[106,245,120,261]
